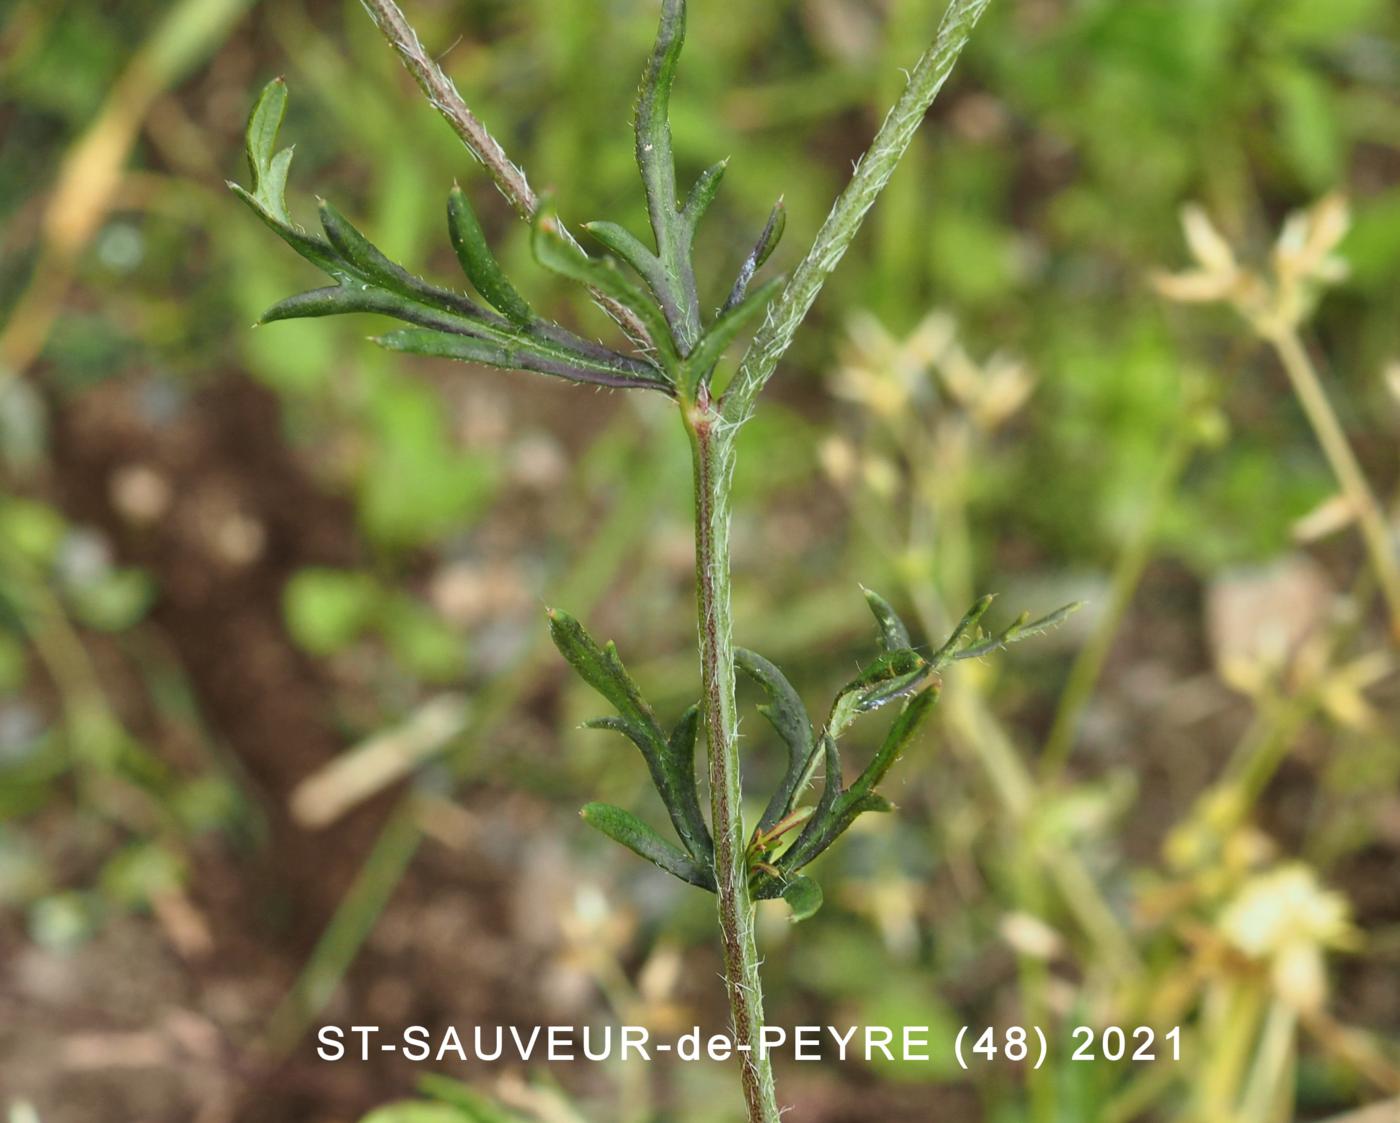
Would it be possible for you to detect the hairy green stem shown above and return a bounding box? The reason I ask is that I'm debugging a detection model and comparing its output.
[357,0,655,348]
[723,0,992,425]
[685,397,780,1123]
[358,0,536,217]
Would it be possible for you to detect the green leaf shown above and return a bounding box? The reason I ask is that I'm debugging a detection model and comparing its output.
[861,586,911,652]
[756,734,841,887]
[776,690,936,877]
[530,213,679,370]
[582,220,673,318]
[808,735,843,838]
[681,274,784,396]
[583,713,661,756]
[234,82,671,397]
[735,648,815,834]
[929,594,996,667]
[258,285,471,333]
[581,803,715,890]
[318,200,489,319]
[953,601,1082,661]
[667,702,706,841]
[635,0,686,200]
[841,687,939,807]
[780,875,823,922]
[229,81,343,275]
[749,200,786,271]
[548,609,659,720]
[681,158,729,237]
[243,77,291,223]
[548,608,710,859]
[723,198,786,312]
[827,648,930,739]
[375,329,668,392]
[316,199,430,291]
[848,792,895,814]
[447,186,535,326]
[634,0,701,349]
[229,183,344,275]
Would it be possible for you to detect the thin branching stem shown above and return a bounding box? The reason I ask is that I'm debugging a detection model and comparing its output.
[358,0,536,217]
[1264,324,1400,643]
[723,0,992,426]
[358,0,655,348]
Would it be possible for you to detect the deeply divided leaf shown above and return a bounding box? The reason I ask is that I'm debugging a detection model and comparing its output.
[549,608,710,861]
[243,78,291,223]
[232,83,672,395]
[827,648,930,739]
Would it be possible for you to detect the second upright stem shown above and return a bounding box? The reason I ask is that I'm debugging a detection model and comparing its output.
[1267,326,1400,643]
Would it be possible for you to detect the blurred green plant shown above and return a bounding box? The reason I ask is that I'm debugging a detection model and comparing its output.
[0,493,250,961]
[284,567,464,681]
[1155,194,1400,642]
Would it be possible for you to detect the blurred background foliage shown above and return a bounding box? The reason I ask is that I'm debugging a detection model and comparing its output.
[1,0,1398,1121]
